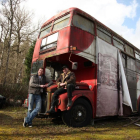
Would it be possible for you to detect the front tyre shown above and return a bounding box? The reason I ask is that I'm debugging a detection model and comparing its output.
[62,98,92,127]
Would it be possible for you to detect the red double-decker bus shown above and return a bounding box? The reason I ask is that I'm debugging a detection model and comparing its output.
[24,7,140,127]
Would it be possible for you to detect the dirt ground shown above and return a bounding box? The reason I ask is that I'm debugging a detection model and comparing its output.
[0,107,140,140]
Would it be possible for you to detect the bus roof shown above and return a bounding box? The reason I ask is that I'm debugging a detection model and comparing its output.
[41,7,140,52]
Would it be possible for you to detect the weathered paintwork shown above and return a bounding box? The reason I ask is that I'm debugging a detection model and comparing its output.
[28,7,140,121]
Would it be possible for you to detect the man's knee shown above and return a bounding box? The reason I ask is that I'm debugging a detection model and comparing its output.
[66,84,75,89]
[54,88,63,96]
[53,91,58,99]
[36,106,41,112]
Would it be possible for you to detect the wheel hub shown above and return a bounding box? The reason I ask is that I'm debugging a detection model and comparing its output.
[72,105,86,122]
[77,111,82,117]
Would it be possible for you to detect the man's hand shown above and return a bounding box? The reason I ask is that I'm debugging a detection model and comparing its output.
[40,85,45,88]
[60,83,66,87]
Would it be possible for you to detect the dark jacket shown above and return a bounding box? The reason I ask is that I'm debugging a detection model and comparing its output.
[56,70,76,88]
[28,74,50,95]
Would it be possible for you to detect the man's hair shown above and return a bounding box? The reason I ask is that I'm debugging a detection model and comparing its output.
[38,67,44,71]
[62,65,69,70]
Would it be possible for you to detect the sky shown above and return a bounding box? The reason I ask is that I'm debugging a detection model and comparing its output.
[1,0,140,49]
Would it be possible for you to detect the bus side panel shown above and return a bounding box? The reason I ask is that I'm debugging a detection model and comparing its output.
[32,39,42,62]
[57,26,71,50]
[70,26,94,52]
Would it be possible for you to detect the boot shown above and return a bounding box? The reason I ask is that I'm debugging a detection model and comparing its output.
[47,106,55,113]
[67,98,72,107]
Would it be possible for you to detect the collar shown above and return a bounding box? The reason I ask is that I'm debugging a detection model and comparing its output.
[61,70,71,76]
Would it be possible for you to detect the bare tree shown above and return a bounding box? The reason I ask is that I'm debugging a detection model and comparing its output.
[0,0,40,84]
[12,7,32,83]
[0,0,21,85]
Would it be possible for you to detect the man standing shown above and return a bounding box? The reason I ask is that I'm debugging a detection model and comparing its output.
[47,65,76,113]
[23,67,51,127]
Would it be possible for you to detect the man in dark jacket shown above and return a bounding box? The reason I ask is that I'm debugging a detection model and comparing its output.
[23,67,52,127]
[47,65,76,113]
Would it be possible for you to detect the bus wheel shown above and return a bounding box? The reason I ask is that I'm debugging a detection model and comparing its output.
[62,98,92,127]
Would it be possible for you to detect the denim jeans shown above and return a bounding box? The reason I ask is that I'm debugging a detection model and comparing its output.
[25,93,41,125]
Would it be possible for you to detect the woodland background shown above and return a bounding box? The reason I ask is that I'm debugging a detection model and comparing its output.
[0,0,42,102]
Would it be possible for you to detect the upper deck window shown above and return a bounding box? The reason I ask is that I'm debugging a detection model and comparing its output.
[113,36,124,51]
[97,26,111,44]
[73,15,94,34]
[125,44,134,57]
[127,56,136,71]
[135,50,140,61]
[39,23,52,39]
[52,14,70,32]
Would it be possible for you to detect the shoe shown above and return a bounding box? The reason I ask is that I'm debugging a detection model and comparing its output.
[23,118,28,127]
[47,106,55,113]
[67,98,72,107]
[28,125,32,127]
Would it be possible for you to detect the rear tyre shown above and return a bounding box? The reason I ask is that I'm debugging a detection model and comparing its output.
[62,98,92,127]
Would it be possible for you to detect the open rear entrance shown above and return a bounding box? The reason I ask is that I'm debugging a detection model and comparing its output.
[44,53,97,85]
[39,53,97,114]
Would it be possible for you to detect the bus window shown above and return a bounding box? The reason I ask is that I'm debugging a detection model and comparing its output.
[135,51,140,61]
[40,32,58,51]
[45,61,62,80]
[73,15,94,34]
[31,60,43,74]
[136,60,140,74]
[113,36,124,51]
[45,67,61,80]
[97,26,111,44]
[53,14,70,32]
[125,44,134,57]
[121,53,126,68]
[127,56,136,71]
[39,23,52,39]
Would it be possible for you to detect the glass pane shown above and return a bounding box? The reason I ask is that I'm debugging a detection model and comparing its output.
[38,60,43,68]
[135,51,140,60]
[98,27,111,36]
[125,44,134,57]
[113,39,124,50]
[39,27,51,38]
[47,32,58,44]
[136,60,140,74]
[135,53,140,60]
[97,29,111,44]
[127,56,136,71]
[113,36,124,51]
[31,62,37,74]
[46,61,62,80]
[31,60,43,74]
[54,14,70,24]
[121,53,126,67]
[73,15,94,34]
[45,67,60,80]
[41,38,47,47]
[53,14,70,32]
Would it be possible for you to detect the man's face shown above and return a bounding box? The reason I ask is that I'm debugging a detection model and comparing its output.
[38,68,43,76]
[63,68,69,74]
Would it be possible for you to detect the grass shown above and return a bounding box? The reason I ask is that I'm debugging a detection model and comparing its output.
[0,107,140,140]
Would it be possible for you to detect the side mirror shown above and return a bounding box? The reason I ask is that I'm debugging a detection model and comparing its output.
[72,62,78,70]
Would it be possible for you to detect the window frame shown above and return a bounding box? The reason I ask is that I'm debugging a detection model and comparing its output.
[72,14,94,35]
[97,25,112,44]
